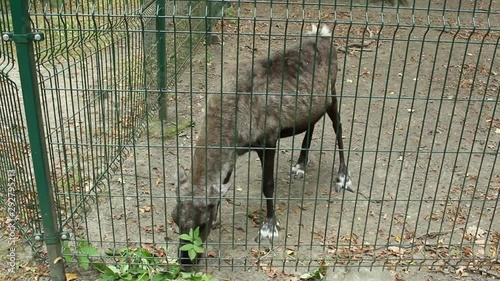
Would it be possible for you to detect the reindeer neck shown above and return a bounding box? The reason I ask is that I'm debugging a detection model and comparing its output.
[191,117,236,187]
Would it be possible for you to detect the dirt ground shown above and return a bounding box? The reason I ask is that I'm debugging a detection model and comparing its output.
[2,0,499,280]
[80,0,500,280]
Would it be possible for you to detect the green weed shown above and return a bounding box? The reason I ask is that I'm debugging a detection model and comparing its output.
[223,6,237,24]
[62,229,215,281]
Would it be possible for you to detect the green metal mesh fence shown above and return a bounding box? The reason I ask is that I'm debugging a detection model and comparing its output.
[2,0,500,279]
[30,0,156,232]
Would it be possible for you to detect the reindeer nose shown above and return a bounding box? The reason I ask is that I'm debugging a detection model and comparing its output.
[178,240,201,268]
[179,249,196,266]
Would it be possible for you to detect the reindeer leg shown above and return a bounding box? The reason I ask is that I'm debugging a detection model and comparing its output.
[211,201,221,230]
[327,92,354,193]
[254,147,280,243]
[291,125,315,179]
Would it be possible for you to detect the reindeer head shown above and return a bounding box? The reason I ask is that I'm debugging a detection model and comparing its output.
[171,165,230,266]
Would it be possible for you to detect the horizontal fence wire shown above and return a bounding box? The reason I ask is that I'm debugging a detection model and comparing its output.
[5,0,499,278]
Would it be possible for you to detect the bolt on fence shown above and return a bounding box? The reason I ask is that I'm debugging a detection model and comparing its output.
[1,0,499,280]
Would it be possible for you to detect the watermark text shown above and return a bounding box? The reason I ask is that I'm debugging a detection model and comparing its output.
[6,169,18,273]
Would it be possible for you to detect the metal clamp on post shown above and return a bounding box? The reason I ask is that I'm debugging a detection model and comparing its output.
[34,232,71,242]
[1,31,44,43]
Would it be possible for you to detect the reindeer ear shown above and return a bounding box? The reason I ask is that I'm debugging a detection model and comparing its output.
[321,25,331,36]
[177,165,188,184]
[311,24,318,34]
[176,165,188,199]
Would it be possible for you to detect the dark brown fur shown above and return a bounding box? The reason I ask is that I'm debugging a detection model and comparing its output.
[189,32,338,197]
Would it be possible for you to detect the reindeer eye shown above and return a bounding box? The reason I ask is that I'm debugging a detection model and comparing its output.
[223,170,232,184]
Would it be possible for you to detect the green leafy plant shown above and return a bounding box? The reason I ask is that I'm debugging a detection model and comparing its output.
[223,6,237,24]
[61,233,216,281]
[95,247,167,281]
[179,227,205,261]
[206,52,214,65]
[299,265,328,280]
[62,240,100,270]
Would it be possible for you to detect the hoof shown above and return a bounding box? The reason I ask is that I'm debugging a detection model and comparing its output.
[254,218,280,243]
[291,163,306,179]
[211,221,221,230]
[336,171,354,193]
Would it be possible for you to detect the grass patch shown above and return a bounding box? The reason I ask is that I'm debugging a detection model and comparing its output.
[56,165,81,193]
[299,265,328,280]
[146,117,195,140]
[164,118,195,140]
[223,6,237,24]
[205,51,213,65]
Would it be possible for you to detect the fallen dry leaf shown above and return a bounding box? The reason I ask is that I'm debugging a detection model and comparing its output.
[66,273,78,281]
[394,235,401,243]
[462,246,473,257]
[388,246,406,254]
[394,274,406,281]
[475,239,486,245]
[455,266,469,277]
[208,251,217,257]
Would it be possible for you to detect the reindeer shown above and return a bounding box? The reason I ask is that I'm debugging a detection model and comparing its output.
[171,24,353,266]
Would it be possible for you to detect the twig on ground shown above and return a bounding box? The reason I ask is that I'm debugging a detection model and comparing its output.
[415,231,453,240]
[476,269,500,279]
[257,231,287,260]
[259,35,296,41]
[356,191,382,203]
[365,26,374,38]
[337,40,375,53]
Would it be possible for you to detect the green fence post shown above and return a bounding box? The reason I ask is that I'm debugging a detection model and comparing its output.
[7,0,65,280]
[205,0,227,45]
[205,0,213,45]
[157,0,168,121]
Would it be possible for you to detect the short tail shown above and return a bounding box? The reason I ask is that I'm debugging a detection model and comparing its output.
[307,24,332,37]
